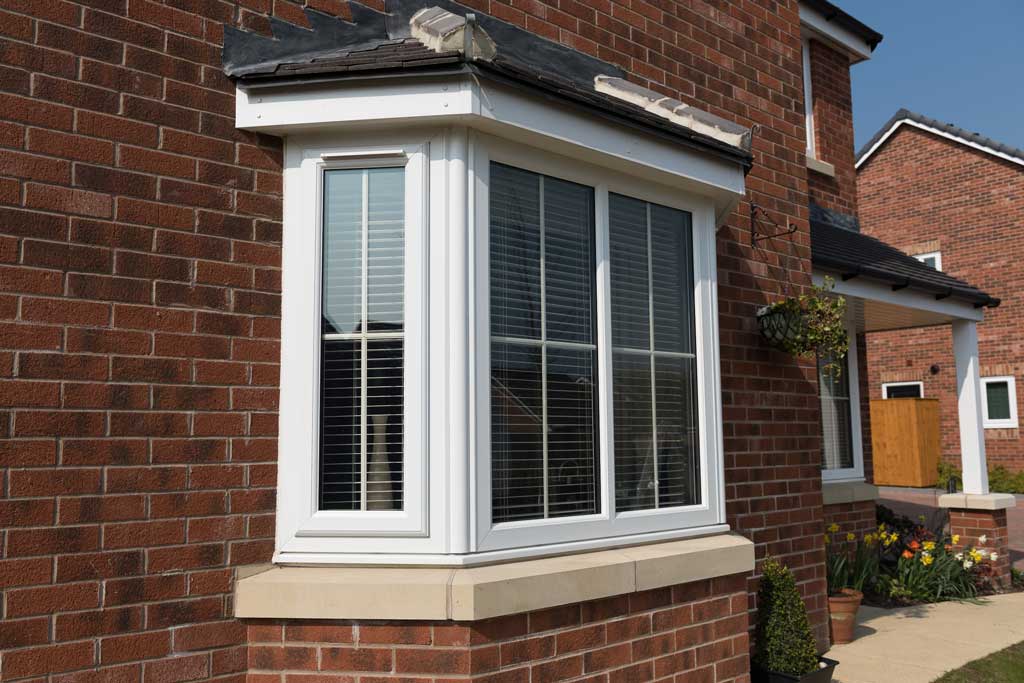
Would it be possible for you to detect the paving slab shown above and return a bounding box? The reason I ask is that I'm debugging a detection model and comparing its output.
[828,592,1024,683]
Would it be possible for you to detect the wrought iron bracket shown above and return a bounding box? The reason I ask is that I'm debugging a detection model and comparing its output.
[750,203,798,246]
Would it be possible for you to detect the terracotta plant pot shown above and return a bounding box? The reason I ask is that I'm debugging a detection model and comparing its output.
[828,588,863,645]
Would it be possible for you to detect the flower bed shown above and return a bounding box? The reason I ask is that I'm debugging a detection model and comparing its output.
[825,506,1008,607]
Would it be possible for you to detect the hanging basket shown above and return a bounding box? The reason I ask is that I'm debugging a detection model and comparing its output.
[757,304,806,350]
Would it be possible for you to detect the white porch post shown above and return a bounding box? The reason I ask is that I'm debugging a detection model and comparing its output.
[952,319,989,495]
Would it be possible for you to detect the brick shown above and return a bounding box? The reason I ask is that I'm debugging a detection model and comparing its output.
[1,640,96,679]
[0,557,53,589]
[321,647,393,673]
[62,439,149,465]
[33,74,121,114]
[0,379,61,407]
[172,620,246,652]
[68,272,152,303]
[105,574,187,606]
[7,581,100,617]
[0,439,57,466]
[77,110,159,147]
[117,197,195,230]
[104,519,186,549]
[106,465,188,492]
[149,542,225,573]
[22,239,113,273]
[146,596,224,629]
[22,297,111,326]
[0,616,50,650]
[56,549,145,581]
[120,145,197,179]
[100,630,172,665]
[0,322,63,350]
[9,467,102,497]
[143,653,210,683]
[76,163,158,200]
[27,127,114,164]
[0,498,55,527]
[0,264,63,295]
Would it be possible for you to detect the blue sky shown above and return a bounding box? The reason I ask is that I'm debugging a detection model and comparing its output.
[840,0,1024,153]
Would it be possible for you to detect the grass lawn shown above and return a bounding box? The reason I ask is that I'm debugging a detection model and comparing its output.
[933,641,1024,682]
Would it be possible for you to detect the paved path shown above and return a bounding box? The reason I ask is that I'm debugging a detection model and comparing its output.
[878,487,1024,570]
[827,592,1024,682]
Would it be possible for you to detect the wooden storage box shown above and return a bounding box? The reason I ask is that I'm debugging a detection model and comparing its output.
[869,398,941,487]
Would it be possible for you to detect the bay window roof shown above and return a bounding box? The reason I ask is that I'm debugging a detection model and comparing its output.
[223,0,753,172]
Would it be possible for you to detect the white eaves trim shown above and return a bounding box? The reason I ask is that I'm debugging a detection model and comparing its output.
[811,269,984,323]
[234,76,746,224]
[798,2,873,63]
[856,117,1024,170]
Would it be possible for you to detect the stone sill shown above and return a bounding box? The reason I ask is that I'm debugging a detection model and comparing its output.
[822,480,879,505]
[234,532,754,622]
[806,155,836,177]
[938,493,1017,511]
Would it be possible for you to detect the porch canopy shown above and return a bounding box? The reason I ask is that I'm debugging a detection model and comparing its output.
[811,220,1001,496]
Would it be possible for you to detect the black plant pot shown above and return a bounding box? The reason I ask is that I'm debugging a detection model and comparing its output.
[751,657,838,683]
[756,305,805,349]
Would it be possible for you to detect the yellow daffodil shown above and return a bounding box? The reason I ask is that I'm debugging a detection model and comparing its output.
[878,523,887,531]
[828,523,840,533]
[824,534,831,545]
[920,552,934,566]
[969,549,983,563]
[952,534,961,544]
[846,532,856,542]
[922,541,936,551]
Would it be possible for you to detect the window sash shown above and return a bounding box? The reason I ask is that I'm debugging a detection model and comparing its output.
[982,376,1018,428]
[476,140,723,553]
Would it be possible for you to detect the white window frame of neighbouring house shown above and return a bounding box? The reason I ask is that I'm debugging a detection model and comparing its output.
[882,381,924,399]
[913,251,942,271]
[249,74,745,565]
[981,376,1018,429]
[818,319,865,483]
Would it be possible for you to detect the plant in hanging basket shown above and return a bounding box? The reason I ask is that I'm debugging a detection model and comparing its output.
[757,277,848,377]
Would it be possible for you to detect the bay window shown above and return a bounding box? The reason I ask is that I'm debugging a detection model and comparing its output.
[275,128,729,565]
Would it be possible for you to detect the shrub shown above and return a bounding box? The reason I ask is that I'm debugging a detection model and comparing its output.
[876,546,978,603]
[753,558,820,677]
[937,463,1024,494]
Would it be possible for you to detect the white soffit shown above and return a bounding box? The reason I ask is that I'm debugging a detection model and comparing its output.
[235,76,746,220]
[798,2,873,63]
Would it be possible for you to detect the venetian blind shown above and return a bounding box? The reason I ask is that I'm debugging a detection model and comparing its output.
[319,167,405,510]
[609,194,700,512]
[818,355,853,470]
[490,162,600,524]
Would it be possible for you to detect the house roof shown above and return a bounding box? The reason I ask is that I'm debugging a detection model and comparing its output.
[801,0,883,50]
[222,1,753,171]
[811,221,1000,309]
[856,108,1024,170]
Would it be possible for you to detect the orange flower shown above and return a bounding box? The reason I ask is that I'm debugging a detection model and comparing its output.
[909,540,921,551]
[902,549,914,559]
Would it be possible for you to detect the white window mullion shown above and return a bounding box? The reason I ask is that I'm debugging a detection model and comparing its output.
[645,203,660,509]
[359,169,370,511]
[538,174,549,519]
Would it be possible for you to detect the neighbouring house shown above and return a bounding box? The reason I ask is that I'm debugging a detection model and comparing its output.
[0,1,1014,682]
[857,109,1024,474]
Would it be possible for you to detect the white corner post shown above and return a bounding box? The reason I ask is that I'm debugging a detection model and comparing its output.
[951,320,989,495]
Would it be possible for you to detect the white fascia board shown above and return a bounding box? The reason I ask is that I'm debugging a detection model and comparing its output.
[812,268,984,322]
[799,3,873,63]
[856,118,1024,170]
[235,76,745,222]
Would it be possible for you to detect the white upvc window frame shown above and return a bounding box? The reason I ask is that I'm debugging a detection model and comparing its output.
[981,376,1018,429]
[913,251,942,271]
[472,135,725,553]
[882,381,924,399]
[820,319,865,483]
[276,133,436,557]
[802,36,816,159]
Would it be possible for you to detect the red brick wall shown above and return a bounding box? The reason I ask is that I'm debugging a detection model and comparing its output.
[858,125,1024,471]
[805,39,857,216]
[949,509,1011,588]
[245,575,751,683]
[823,500,875,542]
[0,0,836,678]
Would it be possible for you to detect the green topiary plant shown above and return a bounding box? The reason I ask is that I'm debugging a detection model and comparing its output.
[753,557,820,677]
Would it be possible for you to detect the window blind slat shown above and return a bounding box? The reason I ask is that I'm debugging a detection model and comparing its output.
[818,355,853,470]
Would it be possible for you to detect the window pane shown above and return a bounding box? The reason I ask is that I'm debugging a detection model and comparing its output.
[609,194,700,511]
[654,356,699,506]
[490,164,541,341]
[367,167,404,330]
[613,352,654,511]
[986,381,1012,421]
[885,384,921,399]
[650,205,694,354]
[491,341,544,523]
[819,356,853,470]
[322,170,363,335]
[546,347,599,518]
[609,195,649,350]
[320,339,361,509]
[545,178,595,344]
[319,167,405,511]
[489,162,599,524]
[366,338,403,510]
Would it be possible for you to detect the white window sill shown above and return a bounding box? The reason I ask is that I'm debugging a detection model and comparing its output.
[235,532,754,622]
[822,480,878,505]
[806,155,836,177]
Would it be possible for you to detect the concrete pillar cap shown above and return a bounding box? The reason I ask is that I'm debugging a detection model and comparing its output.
[938,493,1017,511]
